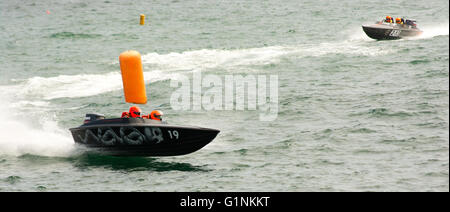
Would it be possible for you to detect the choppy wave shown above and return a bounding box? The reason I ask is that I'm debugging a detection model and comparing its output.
[49,32,102,39]
[368,108,415,118]
[410,59,431,65]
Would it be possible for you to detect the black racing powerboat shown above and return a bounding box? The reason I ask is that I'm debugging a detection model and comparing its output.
[362,19,423,40]
[69,113,220,156]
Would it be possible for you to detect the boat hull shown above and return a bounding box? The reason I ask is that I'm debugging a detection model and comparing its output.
[69,118,219,156]
[362,24,422,40]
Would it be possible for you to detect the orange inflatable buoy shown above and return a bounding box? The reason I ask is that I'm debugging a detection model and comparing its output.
[140,14,145,25]
[119,50,147,104]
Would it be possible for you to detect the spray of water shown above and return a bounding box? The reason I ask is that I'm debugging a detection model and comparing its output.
[0,96,76,157]
[417,23,449,39]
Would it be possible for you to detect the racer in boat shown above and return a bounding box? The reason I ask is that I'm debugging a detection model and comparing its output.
[121,106,164,122]
[121,106,142,118]
[385,16,393,23]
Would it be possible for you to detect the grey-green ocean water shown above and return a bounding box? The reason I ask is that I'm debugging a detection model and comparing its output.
[0,0,448,191]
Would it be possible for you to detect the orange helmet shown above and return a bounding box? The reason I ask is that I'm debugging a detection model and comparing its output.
[396,17,402,23]
[150,110,163,121]
[385,16,392,23]
[129,106,142,118]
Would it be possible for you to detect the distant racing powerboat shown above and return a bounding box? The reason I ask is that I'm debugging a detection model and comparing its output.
[362,18,423,40]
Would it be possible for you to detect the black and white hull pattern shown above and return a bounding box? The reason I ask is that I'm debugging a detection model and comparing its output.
[69,117,220,156]
[362,21,422,40]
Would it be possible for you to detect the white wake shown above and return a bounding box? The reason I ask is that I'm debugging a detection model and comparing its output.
[0,101,76,157]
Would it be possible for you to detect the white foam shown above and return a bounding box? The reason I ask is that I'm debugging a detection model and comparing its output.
[344,25,375,42]
[0,101,76,157]
[5,70,182,100]
[303,41,391,57]
[9,100,50,109]
[142,46,289,71]
[142,42,390,71]
[418,23,449,39]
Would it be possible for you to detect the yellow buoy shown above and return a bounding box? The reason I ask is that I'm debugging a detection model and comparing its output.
[119,50,147,104]
[140,14,145,25]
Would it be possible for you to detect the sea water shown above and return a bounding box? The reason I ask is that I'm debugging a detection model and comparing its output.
[0,0,448,191]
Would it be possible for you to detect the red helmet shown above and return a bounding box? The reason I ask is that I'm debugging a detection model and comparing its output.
[150,110,163,121]
[129,106,142,118]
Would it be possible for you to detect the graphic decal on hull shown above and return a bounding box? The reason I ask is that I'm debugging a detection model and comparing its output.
[389,29,401,37]
[77,127,164,145]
